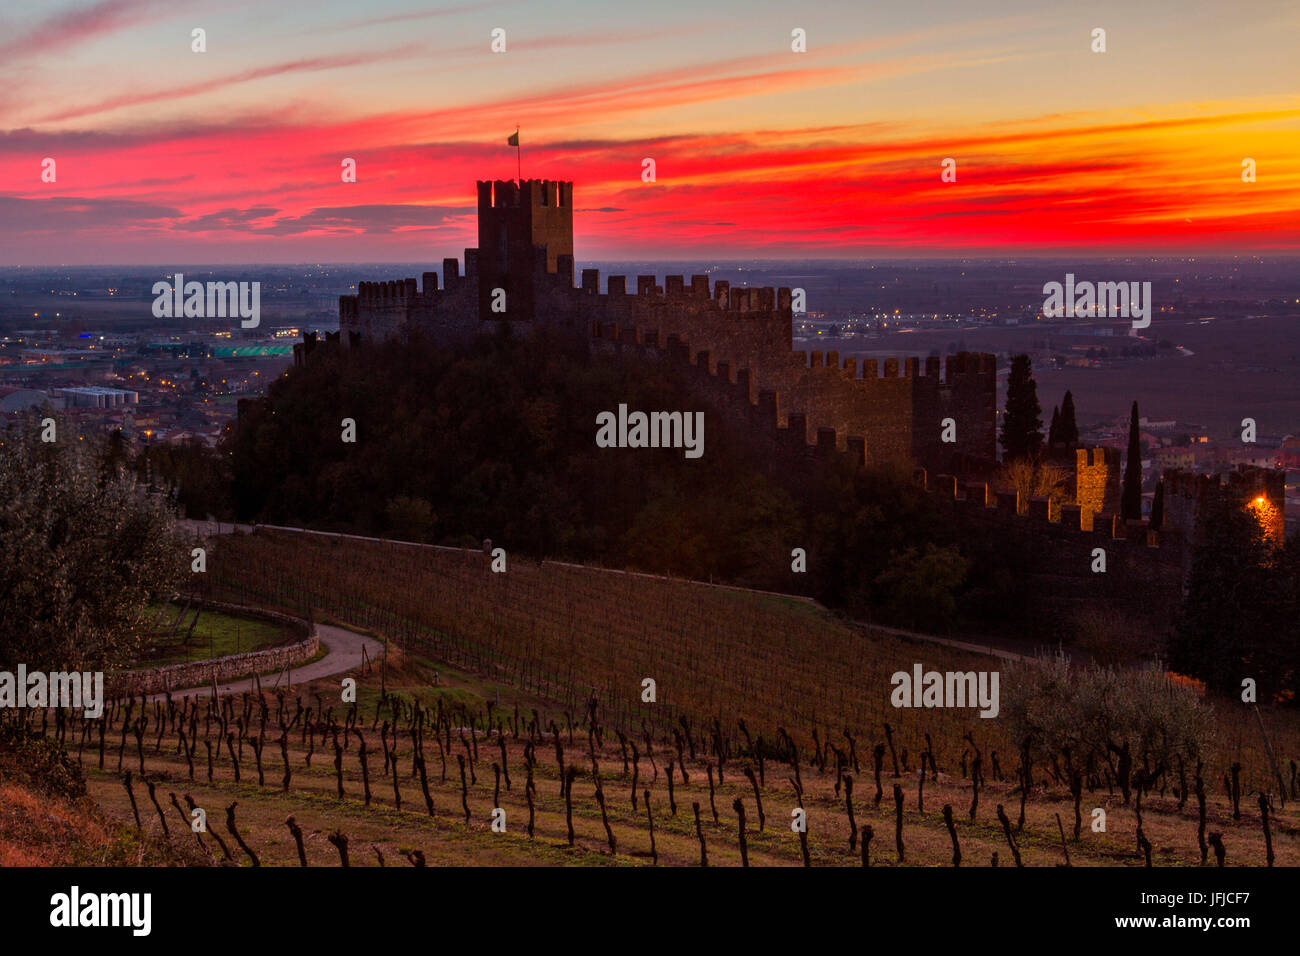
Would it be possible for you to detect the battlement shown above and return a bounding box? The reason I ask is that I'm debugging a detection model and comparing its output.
[324,173,1206,613]
[357,278,418,302]
[917,468,1179,555]
[477,178,572,209]
[588,301,997,473]
[1163,465,1284,502]
[588,321,870,473]
[789,350,996,384]
[1075,444,1121,528]
[1077,446,1120,469]
[320,175,1212,637]
[582,284,995,469]
[476,178,573,284]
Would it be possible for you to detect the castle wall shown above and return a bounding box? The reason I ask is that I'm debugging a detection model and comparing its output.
[775,356,913,459]
[938,353,999,469]
[339,255,997,473]
[919,471,1188,640]
[309,178,1291,647]
[339,263,479,348]
[334,178,997,475]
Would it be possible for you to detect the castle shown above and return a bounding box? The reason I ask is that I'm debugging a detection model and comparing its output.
[323,178,996,475]
[308,178,1285,569]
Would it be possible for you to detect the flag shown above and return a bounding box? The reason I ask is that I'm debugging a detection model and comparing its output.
[507,130,519,147]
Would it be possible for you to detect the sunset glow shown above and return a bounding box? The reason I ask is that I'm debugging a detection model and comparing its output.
[2,0,1298,263]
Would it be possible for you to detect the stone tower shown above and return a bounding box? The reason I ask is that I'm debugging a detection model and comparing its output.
[476,179,574,323]
[1075,446,1121,529]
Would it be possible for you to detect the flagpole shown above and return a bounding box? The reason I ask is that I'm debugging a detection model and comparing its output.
[515,125,521,183]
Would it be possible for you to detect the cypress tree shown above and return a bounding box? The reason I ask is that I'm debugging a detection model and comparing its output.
[1150,479,1165,531]
[1000,354,1043,462]
[1059,391,1079,447]
[1121,401,1143,521]
[1048,406,1061,446]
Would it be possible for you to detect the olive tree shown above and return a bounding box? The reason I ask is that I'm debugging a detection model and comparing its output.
[0,413,187,670]
[1001,653,1216,771]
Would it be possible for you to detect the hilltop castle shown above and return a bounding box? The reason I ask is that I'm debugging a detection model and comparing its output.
[322,178,997,475]
[309,178,1285,556]
[294,177,1294,636]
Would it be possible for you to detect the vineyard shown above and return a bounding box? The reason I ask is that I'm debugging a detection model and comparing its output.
[206,531,1027,753]
[207,531,1299,788]
[19,527,1296,867]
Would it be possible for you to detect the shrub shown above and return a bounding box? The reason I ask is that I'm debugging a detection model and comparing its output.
[1001,653,1215,771]
[0,724,87,799]
[873,544,969,632]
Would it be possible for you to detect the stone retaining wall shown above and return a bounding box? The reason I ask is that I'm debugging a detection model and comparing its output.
[108,602,316,697]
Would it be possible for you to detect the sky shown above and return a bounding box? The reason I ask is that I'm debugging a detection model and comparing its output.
[1,0,1298,264]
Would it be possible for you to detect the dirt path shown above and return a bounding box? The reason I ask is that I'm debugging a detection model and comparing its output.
[855,620,1044,662]
[147,624,383,702]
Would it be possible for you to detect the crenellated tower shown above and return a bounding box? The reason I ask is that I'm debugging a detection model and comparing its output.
[476,178,573,323]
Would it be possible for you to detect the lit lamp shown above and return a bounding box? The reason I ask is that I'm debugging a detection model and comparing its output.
[1247,494,1280,547]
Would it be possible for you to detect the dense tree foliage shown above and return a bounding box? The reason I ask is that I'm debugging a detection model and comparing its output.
[135,438,232,521]
[1149,479,1165,531]
[872,544,970,632]
[228,328,810,588]
[1003,654,1216,769]
[225,328,975,624]
[0,413,187,670]
[1047,390,1080,448]
[1169,494,1299,702]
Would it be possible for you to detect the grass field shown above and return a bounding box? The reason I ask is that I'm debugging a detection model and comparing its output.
[136,603,296,667]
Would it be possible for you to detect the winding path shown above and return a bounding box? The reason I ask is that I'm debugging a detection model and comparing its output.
[148,624,383,702]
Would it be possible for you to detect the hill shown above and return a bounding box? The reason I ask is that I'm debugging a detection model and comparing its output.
[31,528,1277,866]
